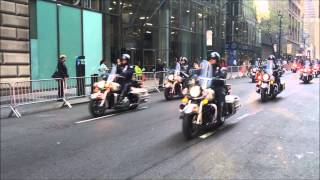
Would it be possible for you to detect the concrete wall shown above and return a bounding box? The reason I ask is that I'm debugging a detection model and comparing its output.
[0,0,30,84]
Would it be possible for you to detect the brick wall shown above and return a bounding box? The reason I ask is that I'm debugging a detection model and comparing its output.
[0,0,30,85]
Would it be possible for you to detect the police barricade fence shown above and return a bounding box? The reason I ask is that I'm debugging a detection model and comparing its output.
[0,83,20,118]
[133,72,161,93]
[64,76,99,100]
[4,78,70,118]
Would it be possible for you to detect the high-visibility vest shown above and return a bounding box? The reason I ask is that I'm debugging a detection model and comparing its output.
[134,65,143,76]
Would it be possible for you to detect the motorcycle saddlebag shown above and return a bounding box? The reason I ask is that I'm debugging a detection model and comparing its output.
[225,95,241,109]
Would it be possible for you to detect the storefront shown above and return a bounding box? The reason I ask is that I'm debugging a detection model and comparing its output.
[29,0,226,79]
[29,0,117,79]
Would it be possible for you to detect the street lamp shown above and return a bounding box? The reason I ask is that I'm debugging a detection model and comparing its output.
[278,11,283,59]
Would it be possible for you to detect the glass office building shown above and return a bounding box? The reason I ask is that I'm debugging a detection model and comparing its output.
[29,0,226,79]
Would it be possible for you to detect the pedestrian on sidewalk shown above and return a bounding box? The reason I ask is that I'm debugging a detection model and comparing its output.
[155,59,166,88]
[54,54,69,100]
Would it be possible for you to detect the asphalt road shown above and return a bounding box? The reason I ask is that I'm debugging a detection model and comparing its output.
[1,73,319,180]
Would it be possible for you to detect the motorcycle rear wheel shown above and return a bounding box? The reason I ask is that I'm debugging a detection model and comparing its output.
[164,88,174,100]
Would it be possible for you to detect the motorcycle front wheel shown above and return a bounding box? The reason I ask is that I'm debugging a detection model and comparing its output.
[89,99,106,117]
[182,113,200,140]
[261,90,268,102]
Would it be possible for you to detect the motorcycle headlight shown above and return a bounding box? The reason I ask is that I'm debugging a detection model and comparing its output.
[168,74,174,81]
[263,74,270,81]
[190,86,201,98]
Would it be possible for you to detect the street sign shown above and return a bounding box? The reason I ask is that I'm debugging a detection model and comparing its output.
[206,30,213,46]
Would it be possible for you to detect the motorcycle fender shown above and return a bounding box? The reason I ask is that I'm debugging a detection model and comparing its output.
[183,104,198,114]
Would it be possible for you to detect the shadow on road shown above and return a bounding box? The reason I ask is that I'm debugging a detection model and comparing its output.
[255,96,285,104]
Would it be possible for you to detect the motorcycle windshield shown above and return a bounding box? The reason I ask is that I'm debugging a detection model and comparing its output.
[198,60,213,89]
[174,62,181,76]
[107,64,117,83]
[265,60,274,74]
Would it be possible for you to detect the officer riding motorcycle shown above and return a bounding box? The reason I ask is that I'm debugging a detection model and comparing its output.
[256,55,285,102]
[89,54,149,117]
[249,59,263,83]
[163,57,191,100]
[179,52,240,140]
[312,61,320,78]
[299,60,314,83]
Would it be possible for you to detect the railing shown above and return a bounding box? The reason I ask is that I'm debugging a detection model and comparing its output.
[0,65,253,118]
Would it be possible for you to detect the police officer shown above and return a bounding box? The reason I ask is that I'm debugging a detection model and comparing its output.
[118,54,134,104]
[207,52,226,125]
[268,55,281,85]
[179,57,190,74]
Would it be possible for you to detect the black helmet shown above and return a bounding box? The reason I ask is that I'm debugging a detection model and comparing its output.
[268,55,276,61]
[121,54,131,63]
[208,52,220,61]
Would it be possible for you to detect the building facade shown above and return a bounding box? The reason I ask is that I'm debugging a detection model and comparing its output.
[269,0,304,60]
[0,0,30,84]
[225,0,260,65]
[0,0,227,83]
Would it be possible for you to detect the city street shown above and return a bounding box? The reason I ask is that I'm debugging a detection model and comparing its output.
[1,73,319,179]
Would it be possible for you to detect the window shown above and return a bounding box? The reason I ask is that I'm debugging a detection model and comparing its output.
[57,0,81,7]
[83,0,100,10]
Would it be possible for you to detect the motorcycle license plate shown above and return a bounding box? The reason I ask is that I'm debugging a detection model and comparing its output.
[261,83,268,88]
[303,73,307,76]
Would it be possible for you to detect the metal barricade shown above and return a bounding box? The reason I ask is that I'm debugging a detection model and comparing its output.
[0,83,20,118]
[154,71,168,89]
[140,72,161,93]
[64,76,98,100]
[13,78,71,117]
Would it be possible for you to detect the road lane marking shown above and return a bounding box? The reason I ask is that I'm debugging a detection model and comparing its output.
[75,106,149,124]
[75,114,116,124]
[236,113,250,120]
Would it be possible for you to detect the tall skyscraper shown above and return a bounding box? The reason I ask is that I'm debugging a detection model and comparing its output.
[304,0,320,59]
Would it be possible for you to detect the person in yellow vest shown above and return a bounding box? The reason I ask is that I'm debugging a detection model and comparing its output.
[134,63,145,81]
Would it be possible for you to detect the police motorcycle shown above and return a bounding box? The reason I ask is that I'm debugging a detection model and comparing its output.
[89,65,150,117]
[299,61,314,83]
[179,60,241,140]
[164,62,190,100]
[256,60,285,102]
[312,63,320,78]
